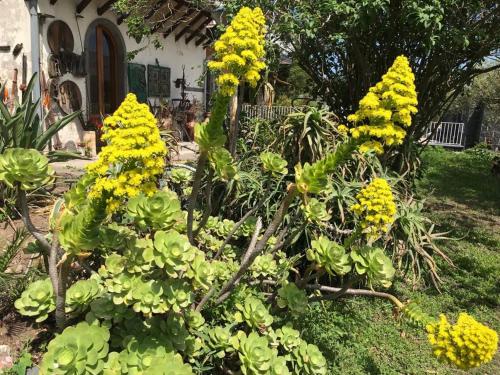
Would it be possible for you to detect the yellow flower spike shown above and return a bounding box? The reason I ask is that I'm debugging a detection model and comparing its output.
[349,55,418,151]
[86,94,167,213]
[350,178,396,239]
[426,313,498,370]
[208,7,267,97]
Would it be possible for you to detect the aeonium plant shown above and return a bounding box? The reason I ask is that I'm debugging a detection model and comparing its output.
[6,6,497,374]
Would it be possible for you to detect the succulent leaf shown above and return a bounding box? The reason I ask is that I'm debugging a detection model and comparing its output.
[0,148,54,190]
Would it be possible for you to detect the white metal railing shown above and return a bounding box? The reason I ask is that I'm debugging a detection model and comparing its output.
[422,121,465,148]
[241,104,305,120]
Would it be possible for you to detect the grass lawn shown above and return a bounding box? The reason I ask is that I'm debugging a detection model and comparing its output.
[292,147,500,374]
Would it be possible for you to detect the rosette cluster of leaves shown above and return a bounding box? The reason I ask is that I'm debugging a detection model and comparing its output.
[426,313,498,370]
[58,202,106,255]
[169,168,193,185]
[277,283,308,315]
[260,151,288,176]
[302,198,331,223]
[14,278,55,322]
[292,341,328,374]
[209,147,239,181]
[0,148,54,190]
[106,336,193,374]
[86,93,167,213]
[351,246,395,288]
[351,178,396,238]
[39,322,109,374]
[66,278,101,314]
[235,331,278,375]
[347,55,418,152]
[250,253,278,278]
[127,190,183,230]
[306,236,351,276]
[207,7,267,97]
[235,296,274,330]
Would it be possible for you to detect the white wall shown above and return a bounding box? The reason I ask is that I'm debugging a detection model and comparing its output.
[1,0,208,154]
[0,0,32,96]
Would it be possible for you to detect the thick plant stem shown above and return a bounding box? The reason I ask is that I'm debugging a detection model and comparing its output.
[216,185,298,303]
[261,279,404,309]
[306,284,404,308]
[17,188,51,252]
[193,168,214,238]
[55,257,70,332]
[187,152,208,244]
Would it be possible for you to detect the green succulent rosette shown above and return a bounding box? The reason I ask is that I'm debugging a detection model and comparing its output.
[351,246,395,288]
[148,230,197,277]
[127,190,183,231]
[234,296,273,330]
[186,310,206,331]
[294,161,328,195]
[63,173,96,210]
[250,253,278,278]
[186,253,214,290]
[207,326,236,358]
[276,325,302,352]
[0,148,54,190]
[170,168,193,185]
[58,203,106,255]
[306,235,352,276]
[39,322,110,375]
[117,336,192,374]
[234,331,276,375]
[14,278,55,322]
[208,146,239,181]
[66,278,101,314]
[292,341,327,374]
[302,198,331,223]
[164,279,194,313]
[260,151,288,176]
[277,283,308,315]
[271,356,291,375]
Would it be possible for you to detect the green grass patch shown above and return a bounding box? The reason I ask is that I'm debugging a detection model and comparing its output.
[293,148,500,374]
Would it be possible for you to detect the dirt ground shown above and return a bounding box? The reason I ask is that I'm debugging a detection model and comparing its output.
[0,167,79,365]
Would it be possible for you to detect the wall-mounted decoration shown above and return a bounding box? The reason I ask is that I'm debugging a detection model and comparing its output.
[148,65,171,98]
[47,20,85,77]
[53,80,82,115]
[128,63,147,103]
[47,20,74,54]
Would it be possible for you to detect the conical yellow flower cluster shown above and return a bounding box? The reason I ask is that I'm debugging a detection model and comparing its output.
[348,55,418,153]
[86,94,167,212]
[207,7,267,97]
[351,178,396,238]
[427,313,498,370]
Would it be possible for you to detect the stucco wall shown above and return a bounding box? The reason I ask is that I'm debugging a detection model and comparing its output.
[0,0,32,96]
[1,0,208,155]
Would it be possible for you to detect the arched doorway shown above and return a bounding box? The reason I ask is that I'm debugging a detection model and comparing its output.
[85,20,125,148]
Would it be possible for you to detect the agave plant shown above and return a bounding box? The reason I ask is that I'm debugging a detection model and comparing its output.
[276,106,338,165]
[0,74,84,161]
